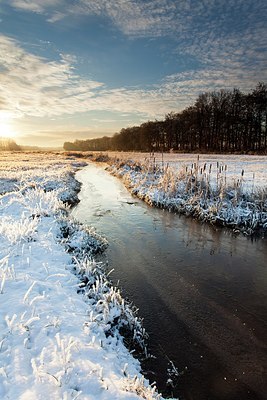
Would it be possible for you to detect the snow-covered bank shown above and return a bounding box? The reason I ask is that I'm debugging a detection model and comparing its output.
[0,152,163,400]
[99,152,267,190]
[104,154,267,235]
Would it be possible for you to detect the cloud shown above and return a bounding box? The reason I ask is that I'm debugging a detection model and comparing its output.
[0,35,104,118]
[0,33,265,126]
[18,129,115,147]
[3,0,265,148]
[19,0,176,35]
[0,34,192,121]
[7,0,266,39]
[9,0,62,14]
[45,0,189,38]
[6,0,266,81]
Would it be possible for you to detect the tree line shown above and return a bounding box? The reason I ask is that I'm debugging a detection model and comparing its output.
[64,82,267,153]
[0,138,21,151]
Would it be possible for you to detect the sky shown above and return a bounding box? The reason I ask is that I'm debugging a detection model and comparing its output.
[0,0,266,147]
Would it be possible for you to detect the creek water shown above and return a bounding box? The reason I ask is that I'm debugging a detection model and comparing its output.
[72,163,267,400]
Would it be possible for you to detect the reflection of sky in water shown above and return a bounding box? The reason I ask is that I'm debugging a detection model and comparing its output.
[73,162,267,399]
[73,165,267,399]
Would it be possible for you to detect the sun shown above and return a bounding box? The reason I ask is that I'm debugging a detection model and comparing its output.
[0,120,17,139]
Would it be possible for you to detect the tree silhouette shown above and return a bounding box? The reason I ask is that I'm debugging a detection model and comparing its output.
[64,83,267,154]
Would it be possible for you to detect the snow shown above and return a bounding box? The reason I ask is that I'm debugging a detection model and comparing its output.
[0,152,163,400]
[3,149,264,398]
[102,152,267,191]
[103,152,267,235]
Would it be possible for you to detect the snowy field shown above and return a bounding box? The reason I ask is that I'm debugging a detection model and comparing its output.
[1,150,265,399]
[104,152,267,192]
[0,152,162,400]
[102,152,267,235]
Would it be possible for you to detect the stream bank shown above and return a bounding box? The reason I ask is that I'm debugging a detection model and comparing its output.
[72,162,267,400]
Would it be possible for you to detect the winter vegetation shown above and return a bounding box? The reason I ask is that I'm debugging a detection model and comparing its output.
[0,138,21,151]
[1,148,266,399]
[0,152,163,400]
[64,83,267,154]
[93,152,267,236]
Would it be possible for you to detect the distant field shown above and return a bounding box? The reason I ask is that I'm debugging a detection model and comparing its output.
[105,152,267,192]
[0,151,71,194]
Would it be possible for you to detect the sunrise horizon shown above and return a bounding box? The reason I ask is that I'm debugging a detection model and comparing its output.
[1,1,266,147]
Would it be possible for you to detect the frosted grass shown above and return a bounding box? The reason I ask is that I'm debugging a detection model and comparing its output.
[106,154,267,235]
[0,152,162,400]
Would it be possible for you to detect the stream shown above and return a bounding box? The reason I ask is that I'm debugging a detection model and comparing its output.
[72,162,267,400]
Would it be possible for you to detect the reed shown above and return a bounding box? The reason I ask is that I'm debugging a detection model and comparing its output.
[108,156,267,235]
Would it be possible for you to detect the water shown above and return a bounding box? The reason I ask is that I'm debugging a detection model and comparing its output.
[72,163,267,400]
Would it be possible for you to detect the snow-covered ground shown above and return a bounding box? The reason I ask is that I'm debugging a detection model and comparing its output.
[0,152,162,400]
[103,152,267,192]
[3,149,265,398]
[102,152,267,235]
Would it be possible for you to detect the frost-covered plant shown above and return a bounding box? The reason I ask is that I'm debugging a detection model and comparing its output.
[54,333,76,374]
[107,157,267,235]
[74,257,149,355]
[0,216,39,244]
[58,216,107,256]
[21,187,67,217]
[123,375,161,399]
[1,152,160,400]
[5,314,17,333]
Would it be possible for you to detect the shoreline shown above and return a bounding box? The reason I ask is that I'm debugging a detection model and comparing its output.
[0,152,163,400]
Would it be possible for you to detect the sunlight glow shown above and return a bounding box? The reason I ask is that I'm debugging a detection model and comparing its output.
[0,120,17,139]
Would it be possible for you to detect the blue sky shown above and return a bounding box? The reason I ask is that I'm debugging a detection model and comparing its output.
[0,0,266,147]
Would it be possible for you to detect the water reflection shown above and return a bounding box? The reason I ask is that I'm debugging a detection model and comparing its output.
[72,163,267,400]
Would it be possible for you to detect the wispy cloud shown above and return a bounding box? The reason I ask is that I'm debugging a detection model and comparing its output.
[0,33,265,126]
[6,0,266,84]
[19,0,190,38]
[0,35,104,118]
[7,0,266,39]
[10,0,62,14]
[0,34,195,120]
[1,0,265,147]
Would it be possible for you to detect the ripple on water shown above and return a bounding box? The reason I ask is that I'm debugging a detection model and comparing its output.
[72,163,267,400]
